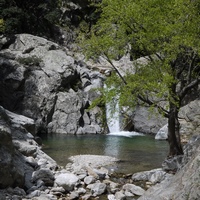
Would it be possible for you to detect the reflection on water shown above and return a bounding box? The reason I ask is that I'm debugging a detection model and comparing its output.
[41,134,168,174]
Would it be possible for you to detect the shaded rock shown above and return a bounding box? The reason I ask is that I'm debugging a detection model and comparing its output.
[13,140,37,157]
[32,169,54,186]
[5,109,35,135]
[162,156,183,172]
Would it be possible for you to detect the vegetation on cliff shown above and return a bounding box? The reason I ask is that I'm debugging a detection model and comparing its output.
[80,0,200,156]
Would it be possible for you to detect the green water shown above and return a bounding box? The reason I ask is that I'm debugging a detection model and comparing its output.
[41,134,168,174]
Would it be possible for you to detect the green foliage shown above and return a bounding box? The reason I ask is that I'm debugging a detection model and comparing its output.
[80,0,200,116]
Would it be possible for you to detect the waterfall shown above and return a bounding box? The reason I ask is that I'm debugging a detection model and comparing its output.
[105,84,143,137]
[106,97,120,133]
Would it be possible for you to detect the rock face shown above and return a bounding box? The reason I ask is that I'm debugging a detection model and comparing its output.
[0,34,104,134]
[0,106,57,190]
[131,106,167,134]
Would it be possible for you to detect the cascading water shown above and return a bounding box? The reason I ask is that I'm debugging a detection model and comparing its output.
[105,84,143,137]
[106,96,120,133]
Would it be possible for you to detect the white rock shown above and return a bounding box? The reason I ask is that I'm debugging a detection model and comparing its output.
[55,173,79,192]
[155,124,168,140]
[91,182,107,196]
[84,176,95,185]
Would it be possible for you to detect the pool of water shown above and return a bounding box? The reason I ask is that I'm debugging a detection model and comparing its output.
[41,134,168,174]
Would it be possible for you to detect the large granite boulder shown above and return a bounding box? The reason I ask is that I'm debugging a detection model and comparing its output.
[0,34,105,135]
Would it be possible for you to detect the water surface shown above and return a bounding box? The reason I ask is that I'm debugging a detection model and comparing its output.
[42,134,168,174]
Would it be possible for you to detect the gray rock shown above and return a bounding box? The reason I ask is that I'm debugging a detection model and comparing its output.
[84,176,95,185]
[69,191,79,199]
[51,187,65,193]
[155,124,168,140]
[162,155,183,172]
[13,140,37,156]
[115,191,126,200]
[132,168,167,185]
[93,168,106,179]
[91,182,107,196]
[5,110,35,135]
[107,194,116,200]
[55,173,79,192]
[123,183,145,196]
[77,187,86,194]
[131,106,167,134]
[81,194,92,200]
[27,190,41,198]
[25,156,38,167]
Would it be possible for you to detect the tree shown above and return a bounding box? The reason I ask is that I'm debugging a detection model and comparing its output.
[80,0,200,156]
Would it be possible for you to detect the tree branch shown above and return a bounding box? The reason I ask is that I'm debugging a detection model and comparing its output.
[179,78,200,100]
[138,95,169,118]
[103,53,127,85]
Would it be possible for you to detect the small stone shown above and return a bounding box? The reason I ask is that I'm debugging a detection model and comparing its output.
[123,183,145,196]
[69,191,79,199]
[84,176,95,185]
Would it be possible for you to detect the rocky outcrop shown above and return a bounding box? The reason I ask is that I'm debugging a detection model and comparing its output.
[0,106,57,192]
[0,34,104,135]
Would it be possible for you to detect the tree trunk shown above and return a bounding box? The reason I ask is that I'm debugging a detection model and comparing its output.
[168,102,183,156]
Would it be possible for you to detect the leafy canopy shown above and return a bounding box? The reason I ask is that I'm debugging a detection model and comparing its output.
[80,0,200,114]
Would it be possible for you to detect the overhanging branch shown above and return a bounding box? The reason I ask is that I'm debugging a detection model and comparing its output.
[138,95,169,118]
[179,78,200,100]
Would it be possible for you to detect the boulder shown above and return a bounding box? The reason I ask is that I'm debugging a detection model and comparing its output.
[84,176,95,185]
[90,182,107,196]
[115,191,126,200]
[55,173,79,192]
[155,124,168,140]
[131,106,167,134]
[32,169,55,186]
[132,168,167,184]
[122,183,145,196]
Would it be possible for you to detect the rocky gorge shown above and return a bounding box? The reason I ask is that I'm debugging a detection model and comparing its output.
[0,33,200,199]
